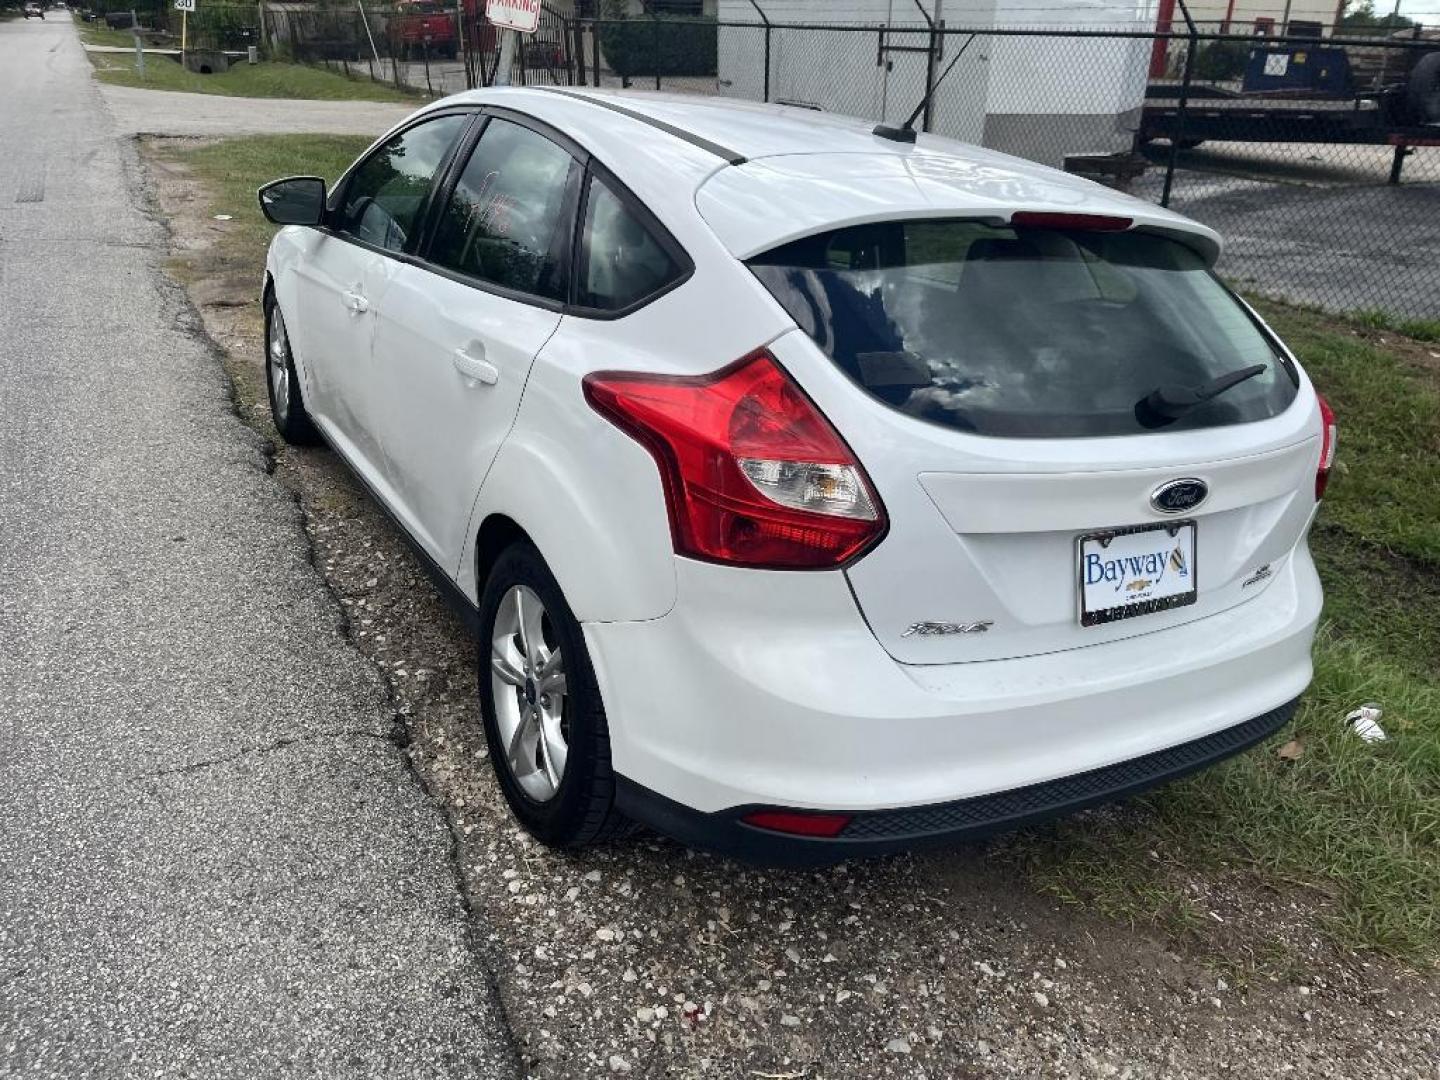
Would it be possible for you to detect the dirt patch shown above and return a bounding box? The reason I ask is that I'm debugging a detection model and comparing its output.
[1339,323,1440,380]
[143,135,1440,1079]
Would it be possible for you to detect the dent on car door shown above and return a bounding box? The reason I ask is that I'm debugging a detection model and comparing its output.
[288,112,470,479]
[367,115,579,572]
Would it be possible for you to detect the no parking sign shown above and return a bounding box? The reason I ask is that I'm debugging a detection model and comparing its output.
[484,0,540,34]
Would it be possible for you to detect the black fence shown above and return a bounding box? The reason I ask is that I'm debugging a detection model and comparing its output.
[258,2,576,98]
[248,8,1440,320]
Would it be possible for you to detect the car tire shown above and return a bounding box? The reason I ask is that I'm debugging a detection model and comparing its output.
[1407,51,1440,125]
[263,294,320,446]
[477,541,631,849]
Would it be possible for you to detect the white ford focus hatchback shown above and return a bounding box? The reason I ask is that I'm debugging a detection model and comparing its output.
[259,87,1333,863]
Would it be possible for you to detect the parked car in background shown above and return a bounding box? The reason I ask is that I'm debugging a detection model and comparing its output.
[257,89,1332,864]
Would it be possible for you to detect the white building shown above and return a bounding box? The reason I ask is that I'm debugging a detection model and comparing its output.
[716,0,1160,167]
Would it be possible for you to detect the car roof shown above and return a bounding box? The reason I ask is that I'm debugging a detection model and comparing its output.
[428,87,1222,264]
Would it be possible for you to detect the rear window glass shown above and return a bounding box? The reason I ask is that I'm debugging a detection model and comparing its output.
[749,221,1297,438]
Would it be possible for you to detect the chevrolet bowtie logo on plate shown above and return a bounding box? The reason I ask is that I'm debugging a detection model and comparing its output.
[901,620,994,638]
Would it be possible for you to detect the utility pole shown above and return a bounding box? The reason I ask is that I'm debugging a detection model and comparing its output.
[494,27,516,85]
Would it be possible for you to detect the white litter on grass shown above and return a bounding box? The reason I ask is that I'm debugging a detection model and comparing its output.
[1346,703,1387,743]
[213,214,232,220]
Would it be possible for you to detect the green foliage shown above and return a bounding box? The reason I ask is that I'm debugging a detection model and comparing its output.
[1193,39,1249,81]
[1348,308,1440,342]
[1337,0,1416,32]
[598,16,717,79]
[183,3,262,50]
[87,51,416,102]
[158,134,371,270]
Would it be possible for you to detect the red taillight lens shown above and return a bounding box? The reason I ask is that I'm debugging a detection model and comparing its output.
[583,350,886,569]
[741,810,853,838]
[1316,392,1337,500]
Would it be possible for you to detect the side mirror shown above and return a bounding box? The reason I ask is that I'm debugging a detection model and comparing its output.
[258,176,327,227]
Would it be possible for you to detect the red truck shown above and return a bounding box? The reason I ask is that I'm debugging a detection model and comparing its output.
[388,0,458,60]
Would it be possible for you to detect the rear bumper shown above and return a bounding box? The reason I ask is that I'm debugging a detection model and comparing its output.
[585,541,1320,859]
[616,696,1298,866]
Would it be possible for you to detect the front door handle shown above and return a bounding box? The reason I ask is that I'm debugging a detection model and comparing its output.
[343,289,369,314]
[453,346,498,386]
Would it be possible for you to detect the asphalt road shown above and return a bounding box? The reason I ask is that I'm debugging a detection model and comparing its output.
[1134,144,1440,320]
[0,19,516,1078]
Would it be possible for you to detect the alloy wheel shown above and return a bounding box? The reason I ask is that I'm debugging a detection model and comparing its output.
[268,306,291,427]
[490,584,569,802]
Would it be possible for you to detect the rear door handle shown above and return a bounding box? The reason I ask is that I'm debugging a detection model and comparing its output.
[452,346,498,386]
[343,289,369,314]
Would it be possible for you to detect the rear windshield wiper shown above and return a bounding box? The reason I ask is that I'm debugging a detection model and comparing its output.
[1136,363,1268,426]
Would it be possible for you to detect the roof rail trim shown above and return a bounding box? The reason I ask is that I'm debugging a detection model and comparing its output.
[538,88,748,166]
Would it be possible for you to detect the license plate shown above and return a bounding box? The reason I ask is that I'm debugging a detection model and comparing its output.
[1078,521,1197,627]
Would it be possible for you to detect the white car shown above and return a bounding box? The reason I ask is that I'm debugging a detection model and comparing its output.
[259,88,1333,863]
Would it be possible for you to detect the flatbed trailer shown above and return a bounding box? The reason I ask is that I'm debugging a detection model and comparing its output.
[1139,87,1440,183]
[1139,36,1440,183]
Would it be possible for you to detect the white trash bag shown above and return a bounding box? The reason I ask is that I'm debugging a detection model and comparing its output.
[1345,703,1387,743]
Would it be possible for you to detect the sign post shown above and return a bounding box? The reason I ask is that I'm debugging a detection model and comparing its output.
[174,0,196,59]
[484,0,540,87]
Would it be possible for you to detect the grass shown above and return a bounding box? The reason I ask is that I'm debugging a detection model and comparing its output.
[1262,303,1440,567]
[1004,301,1440,967]
[74,16,142,48]
[1348,308,1440,343]
[85,43,418,103]
[155,135,373,270]
[154,133,1440,968]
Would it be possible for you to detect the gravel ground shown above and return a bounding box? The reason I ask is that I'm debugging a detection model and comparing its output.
[0,19,516,1078]
[143,122,1440,1077]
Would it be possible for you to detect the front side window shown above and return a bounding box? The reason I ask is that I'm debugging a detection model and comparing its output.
[749,220,1298,438]
[335,114,469,252]
[576,175,684,312]
[428,118,576,300]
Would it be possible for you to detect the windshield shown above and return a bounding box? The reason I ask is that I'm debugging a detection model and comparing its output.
[749,220,1298,438]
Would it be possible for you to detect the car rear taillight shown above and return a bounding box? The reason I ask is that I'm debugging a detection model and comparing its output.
[583,350,886,569]
[1316,392,1337,500]
[740,809,853,838]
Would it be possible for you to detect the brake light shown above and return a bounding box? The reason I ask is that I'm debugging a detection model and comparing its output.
[583,351,886,569]
[1316,392,1337,500]
[1010,211,1133,232]
[741,810,853,838]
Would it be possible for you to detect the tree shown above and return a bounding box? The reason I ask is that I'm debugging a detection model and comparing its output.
[1338,0,1415,32]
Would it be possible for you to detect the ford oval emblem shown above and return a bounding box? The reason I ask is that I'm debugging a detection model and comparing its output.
[1151,478,1208,514]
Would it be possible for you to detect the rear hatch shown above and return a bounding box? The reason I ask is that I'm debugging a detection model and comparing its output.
[751,215,1321,664]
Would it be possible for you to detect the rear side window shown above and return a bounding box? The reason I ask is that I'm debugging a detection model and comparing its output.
[576,175,684,312]
[427,117,576,301]
[749,220,1298,438]
[336,114,468,253]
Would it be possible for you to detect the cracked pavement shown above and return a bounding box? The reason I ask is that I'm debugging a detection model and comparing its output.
[0,19,517,1078]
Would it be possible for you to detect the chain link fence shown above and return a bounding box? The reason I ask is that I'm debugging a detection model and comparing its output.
[263,8,1439,320]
